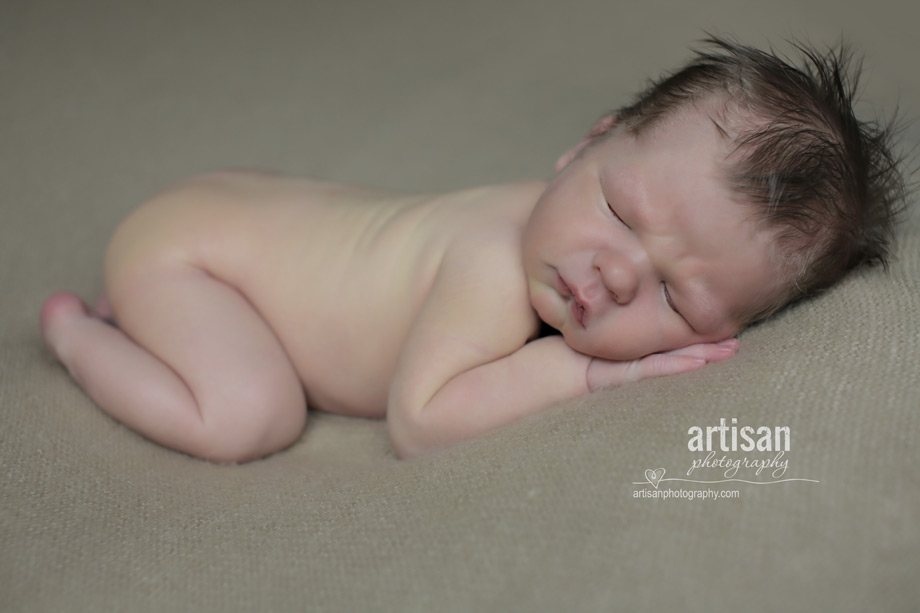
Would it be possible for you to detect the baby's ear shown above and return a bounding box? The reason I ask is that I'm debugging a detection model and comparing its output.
[554,114,619,173]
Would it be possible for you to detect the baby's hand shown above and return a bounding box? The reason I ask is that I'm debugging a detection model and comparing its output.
[585,338,739,392]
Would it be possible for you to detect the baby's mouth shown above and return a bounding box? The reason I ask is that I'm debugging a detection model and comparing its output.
[556,273,573,298]
[571,299,586,327]
[556,273,587,327]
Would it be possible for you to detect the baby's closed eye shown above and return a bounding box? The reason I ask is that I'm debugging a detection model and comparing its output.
[606,201,630,228]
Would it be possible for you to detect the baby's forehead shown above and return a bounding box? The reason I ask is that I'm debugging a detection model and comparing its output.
[620,109,728,161]
[623,97,758,155]
[616,102,810,326]
[612,112,789,326]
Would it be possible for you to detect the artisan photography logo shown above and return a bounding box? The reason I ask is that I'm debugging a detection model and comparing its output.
[633,418,819,498]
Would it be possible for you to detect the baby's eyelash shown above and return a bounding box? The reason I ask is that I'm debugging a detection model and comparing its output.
[663,283,678,313]
[664,284,697,332]
[662,283,695,331]
[607,201,630,228]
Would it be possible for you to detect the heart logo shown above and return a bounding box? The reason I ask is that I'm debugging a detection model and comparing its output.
[645,468,665,489]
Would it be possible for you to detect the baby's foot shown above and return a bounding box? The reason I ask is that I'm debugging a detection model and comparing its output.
[40,292,91,362]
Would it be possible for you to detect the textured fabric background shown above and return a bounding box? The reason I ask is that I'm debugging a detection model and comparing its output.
[2,0,918,611]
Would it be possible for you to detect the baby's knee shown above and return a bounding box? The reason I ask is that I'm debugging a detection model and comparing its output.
[196,400,307,463]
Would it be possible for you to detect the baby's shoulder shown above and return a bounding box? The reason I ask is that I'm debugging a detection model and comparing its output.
[439,181,543,273]
[419,187,542,348]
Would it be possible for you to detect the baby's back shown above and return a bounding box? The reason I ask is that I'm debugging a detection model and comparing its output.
[105,170,539,416]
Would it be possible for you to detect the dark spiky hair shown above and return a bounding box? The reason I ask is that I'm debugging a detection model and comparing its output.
[613,36,911,324]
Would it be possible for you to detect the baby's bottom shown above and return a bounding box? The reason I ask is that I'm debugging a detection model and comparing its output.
[40,264,306,463]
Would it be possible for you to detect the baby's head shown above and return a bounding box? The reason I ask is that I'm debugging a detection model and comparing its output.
[523,37,909,360]
[607,36,909,325]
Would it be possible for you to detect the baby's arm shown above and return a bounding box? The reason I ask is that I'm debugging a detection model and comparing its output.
[389,333,734,458]
[387,250,736,458]
[388,331,589,459]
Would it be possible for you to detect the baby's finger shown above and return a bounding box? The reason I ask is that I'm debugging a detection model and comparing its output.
[626,353,708,383]
[664,338,739,362]
[587,353,707,390]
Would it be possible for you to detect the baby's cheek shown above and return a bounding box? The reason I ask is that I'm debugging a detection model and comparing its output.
[563,330,621,361]
[528,284,561,327]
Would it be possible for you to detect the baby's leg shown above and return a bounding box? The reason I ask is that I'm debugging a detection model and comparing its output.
[41,264,306,463]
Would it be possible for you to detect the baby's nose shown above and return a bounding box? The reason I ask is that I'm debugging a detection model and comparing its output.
[595,251,639,304]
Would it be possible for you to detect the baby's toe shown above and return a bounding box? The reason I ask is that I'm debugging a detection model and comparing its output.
[40,292,89,352]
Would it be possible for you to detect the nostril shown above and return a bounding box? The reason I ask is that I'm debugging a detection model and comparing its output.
[595,251,639,305]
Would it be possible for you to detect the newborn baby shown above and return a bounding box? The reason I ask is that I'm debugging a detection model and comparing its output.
[40,38,906,461]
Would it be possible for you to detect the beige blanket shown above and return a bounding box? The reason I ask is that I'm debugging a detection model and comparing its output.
[2,0,918,610]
